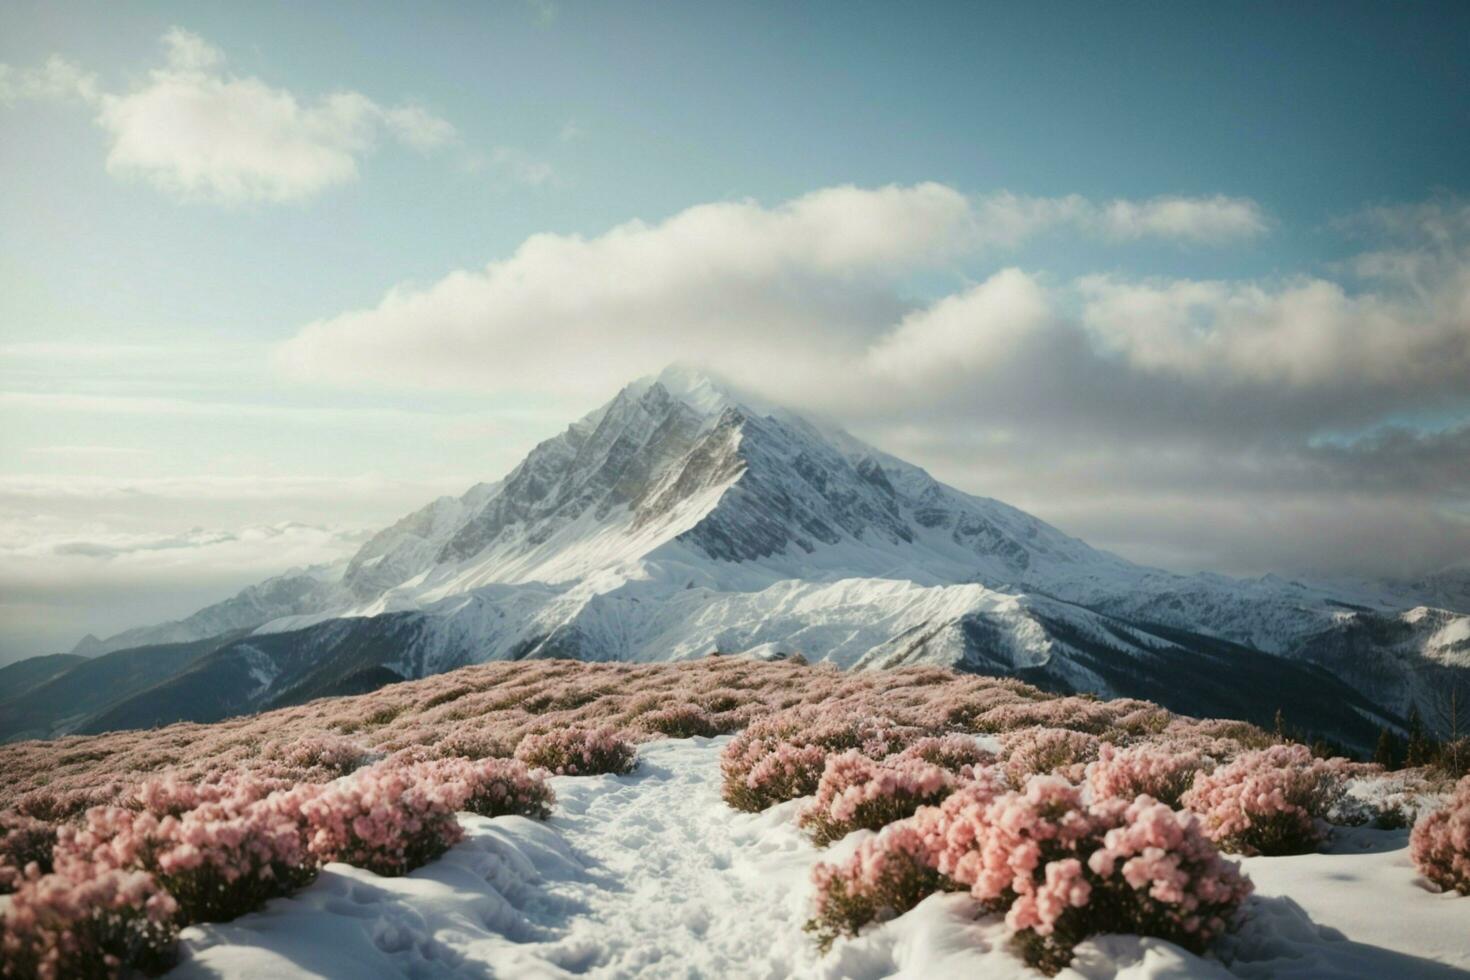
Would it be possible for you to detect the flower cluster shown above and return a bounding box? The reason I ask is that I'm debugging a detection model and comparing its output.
[514,727,638,776]
[1410,775,1470,895]
[1180,743,1348,855]
[1001,791,1252,974]
[428,757,556,820]
[720,709,918,812]
[889,734,995,774]
[798,751,957,846]
[634,703,725,739]
[297,763,463,877]
[1089,742,1214,808]
[1,811,56,894]
[54,788,318,925]
[433,728,509,761]
[999,727,1100,784]
[128,771,292,818]
[0,867,178,980]
[804,824,950,952]
[807,771,1252,975]
[264,734,369,777]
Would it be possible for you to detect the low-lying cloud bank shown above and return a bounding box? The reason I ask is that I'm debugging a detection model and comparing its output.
[273,184,1470,582]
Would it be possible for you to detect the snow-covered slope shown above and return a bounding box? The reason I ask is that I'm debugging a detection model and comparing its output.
[71,562,350,658]
[172,738,1470,980]
[57,366,1469,743]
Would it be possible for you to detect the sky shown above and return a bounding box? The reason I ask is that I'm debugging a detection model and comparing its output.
[1,0,1468,662]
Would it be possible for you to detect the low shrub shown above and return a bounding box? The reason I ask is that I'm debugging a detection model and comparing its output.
[298,764,463,876]
[720,709,919,812]
[54,789,318,925]
[889,734,994,774]
[127,772,291,819]
[1088,742,1213,808]
[1410,775,1470,895]
[636,704,723,739]
[434,729,510,761]
[798,751,956,846]
[804,824,949,952]
[1000,727,1100,784]
[514,727,638,776]
[0,867,179,979]
[435,758,556,819]
[806,773,1252,974]
[265,734,369,777]
[1007,794,1252,975]
[1,812,56,894]
[934,776,1251,975]
[1181,743,1348,855]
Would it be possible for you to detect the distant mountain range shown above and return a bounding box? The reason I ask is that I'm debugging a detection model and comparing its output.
[5,367,1467,748]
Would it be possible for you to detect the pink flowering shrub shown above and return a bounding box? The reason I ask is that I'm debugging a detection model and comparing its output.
[804,823,950,951]
[973,697,1118,735]
[635,704,724,739]
[433,729,509,761]
[889,734,995,774]
[1000,727,1100,784]
[799,752,957,846]
[0,661,1073,816]
[0,867,178,979]
[806,773,1251,974]
[298,764,463,876]
[1410,775,1470,895]
[54,788,318,925]
[514,727,638,776]
[1089,742,1213,808]
[128,772,291,818]
[12,787,124,824]
[265,734,369,777]
[1181,743,1348,855]
[1,812,56,894]
[430,758,556,820]
[721,709,919,812]
[998,790,1252,974]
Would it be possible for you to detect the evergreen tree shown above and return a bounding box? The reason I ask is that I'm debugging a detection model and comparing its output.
[1372,726,1402,769]
[1404,706,1436,767]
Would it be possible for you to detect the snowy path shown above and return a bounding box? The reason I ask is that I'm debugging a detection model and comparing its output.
[172,737,827,979]
[172,738,1470,980]
[504,735,818,978]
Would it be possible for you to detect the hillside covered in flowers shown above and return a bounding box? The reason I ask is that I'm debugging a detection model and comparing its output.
[1,656,1468,978]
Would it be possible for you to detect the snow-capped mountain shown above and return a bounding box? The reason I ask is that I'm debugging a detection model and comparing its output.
[69,562,349,658]
[16,367,1468,746]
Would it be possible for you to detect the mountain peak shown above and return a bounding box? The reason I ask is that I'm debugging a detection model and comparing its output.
[629,363,776,420]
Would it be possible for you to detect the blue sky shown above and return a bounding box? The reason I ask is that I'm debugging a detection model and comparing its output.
[1,0,1468,659]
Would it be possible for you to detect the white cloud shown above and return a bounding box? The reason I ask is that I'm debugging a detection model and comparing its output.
[970,192,1268,247]
[1,28,455,204]
[863,268,1054,384]
[278,182,971,394]
[279,182,1268,394]
[475,146,556,187]
[0,55,98,104]
[1095,194,1269,242]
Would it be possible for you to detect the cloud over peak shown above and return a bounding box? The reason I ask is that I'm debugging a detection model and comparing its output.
[276,184,1470,579]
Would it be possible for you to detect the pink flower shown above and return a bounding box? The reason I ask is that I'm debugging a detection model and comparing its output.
[1180,744,1348,855]
[1410,774,1470,895]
